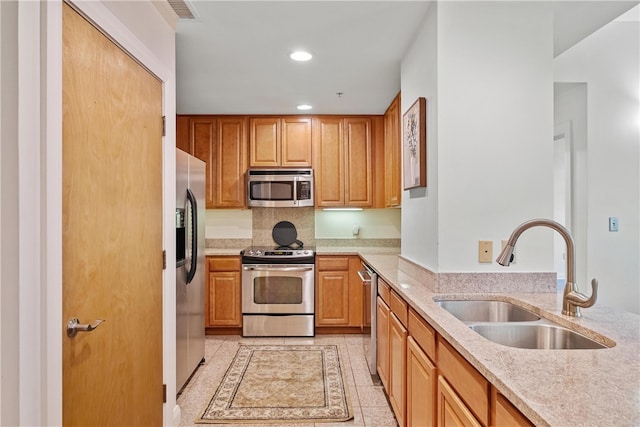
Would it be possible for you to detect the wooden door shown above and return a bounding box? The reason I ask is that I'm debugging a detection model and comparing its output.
[216,117,247,207]
[344,117,373,207]
[206,256,242,327]
[191,117,217,207]
[62,4,163,426]
[376,296,391,390]
[281,117,312,166]
[389,312,408,427]
[313,117,344,206]
[316,271,350,325]
[407,337,437,427]
[437,377,482,427]
[249,117,280,166]
[384,94,401,207]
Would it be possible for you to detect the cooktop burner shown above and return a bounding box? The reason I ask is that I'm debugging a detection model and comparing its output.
[241,246,315,263]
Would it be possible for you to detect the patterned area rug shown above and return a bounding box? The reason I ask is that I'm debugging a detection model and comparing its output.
[197,344,353,424]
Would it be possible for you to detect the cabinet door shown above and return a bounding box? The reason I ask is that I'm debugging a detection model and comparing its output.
[316,270,350,325]
[176,115,191,153]
[491,389,534,427]
[313,117,345,206]
[437,376,482,427]
[407,336,437,427]
[376,296,391,390]
[389,312,408,427]
[249,117,280,167]
[216,117,247,207]
[191,117,217,207]
[206,271,241,327]
[281,117,312,166]
[384,93,401,207]
[344,117,373,207]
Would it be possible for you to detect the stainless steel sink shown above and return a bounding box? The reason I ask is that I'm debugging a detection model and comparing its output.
[469,323,609,350]
[436,300,541,322]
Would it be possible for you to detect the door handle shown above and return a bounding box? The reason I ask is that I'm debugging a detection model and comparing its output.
[67,318,105,337]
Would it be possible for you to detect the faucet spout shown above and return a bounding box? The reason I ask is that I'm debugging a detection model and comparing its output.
[496,218,598,317]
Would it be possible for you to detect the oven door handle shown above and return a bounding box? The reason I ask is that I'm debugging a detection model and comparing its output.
[243,266,314,272]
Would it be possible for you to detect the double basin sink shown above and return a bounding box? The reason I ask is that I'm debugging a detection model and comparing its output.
[435,299,611,350]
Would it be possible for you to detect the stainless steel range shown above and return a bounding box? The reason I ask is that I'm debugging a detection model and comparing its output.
[241,246,315,337]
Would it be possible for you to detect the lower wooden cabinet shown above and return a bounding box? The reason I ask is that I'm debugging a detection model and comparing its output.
[437,376,483,427]
[490,389,534,427]
[315,255,363,330]
[437,337,489,426]
[372,282,536,427]
[407,336,437,427]
[389,312,408,427]
[376,296,391,390]
[206,256,241,328]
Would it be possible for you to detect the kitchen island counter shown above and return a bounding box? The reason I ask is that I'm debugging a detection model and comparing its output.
[360,253,640,427]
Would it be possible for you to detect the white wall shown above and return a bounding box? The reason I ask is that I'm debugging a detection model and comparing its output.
[401,2,555,274]
[0,1,20,423]
[315,209,401,239]
[554,83,589,290]
[554,16,640,313]
[401,2,439,270]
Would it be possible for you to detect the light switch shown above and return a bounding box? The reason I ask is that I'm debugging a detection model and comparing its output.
[609,217,619,232]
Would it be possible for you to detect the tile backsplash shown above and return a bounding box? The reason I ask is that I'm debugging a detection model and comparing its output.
[251,207,316,247]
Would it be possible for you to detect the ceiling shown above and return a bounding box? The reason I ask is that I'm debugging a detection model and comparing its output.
[174,1,638,116]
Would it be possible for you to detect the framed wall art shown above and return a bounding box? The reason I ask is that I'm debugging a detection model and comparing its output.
[402,97,426,190]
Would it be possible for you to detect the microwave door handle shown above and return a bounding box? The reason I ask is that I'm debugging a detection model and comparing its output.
[185,188,198,284]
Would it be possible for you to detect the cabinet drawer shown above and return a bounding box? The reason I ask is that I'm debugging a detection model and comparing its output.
[316,256,349,271]
[437,337,489,426]
[208,256,240,272]
[389,290,408,327]
[408,308,436,362]
[491,388,534,427]
[378,278,391,305]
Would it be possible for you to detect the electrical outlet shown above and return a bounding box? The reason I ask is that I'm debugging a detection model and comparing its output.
[478,240,493,263]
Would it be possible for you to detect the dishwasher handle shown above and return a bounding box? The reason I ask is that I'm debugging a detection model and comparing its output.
[357,269,372,283]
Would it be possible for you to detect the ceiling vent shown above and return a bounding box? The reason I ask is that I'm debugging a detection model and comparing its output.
[167,0,196,19]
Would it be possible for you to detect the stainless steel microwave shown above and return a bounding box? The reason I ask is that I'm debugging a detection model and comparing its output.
[247,168,314,207]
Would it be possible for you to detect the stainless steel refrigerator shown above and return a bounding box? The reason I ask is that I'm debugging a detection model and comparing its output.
[176,148,205,394]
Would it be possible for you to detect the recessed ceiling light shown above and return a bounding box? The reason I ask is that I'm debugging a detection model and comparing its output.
[297,104,313,111]
[290,51,312,62]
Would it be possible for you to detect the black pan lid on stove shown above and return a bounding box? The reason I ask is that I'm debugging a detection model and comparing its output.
[272,221,303,248]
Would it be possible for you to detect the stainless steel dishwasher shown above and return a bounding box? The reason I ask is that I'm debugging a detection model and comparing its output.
[357,262,378,376]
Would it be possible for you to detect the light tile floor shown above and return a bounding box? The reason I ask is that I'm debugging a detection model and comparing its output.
[177,335,398,427]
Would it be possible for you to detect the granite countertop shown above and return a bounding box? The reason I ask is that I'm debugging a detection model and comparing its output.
[204,245,401,257]
[204,248,244,256]
[360,254,640,427]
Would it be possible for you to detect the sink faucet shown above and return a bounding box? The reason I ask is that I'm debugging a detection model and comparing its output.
[496,218,598,317]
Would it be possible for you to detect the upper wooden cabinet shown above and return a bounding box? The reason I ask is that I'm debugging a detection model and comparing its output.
[313,116,383,207]
[249,117,312,167]
[384,93,402,207]
[177,115,247,209]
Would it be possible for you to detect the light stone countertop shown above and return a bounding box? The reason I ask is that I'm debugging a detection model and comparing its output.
[204,246,401,257]
[360,254,640,427]
[204,248,244,256]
